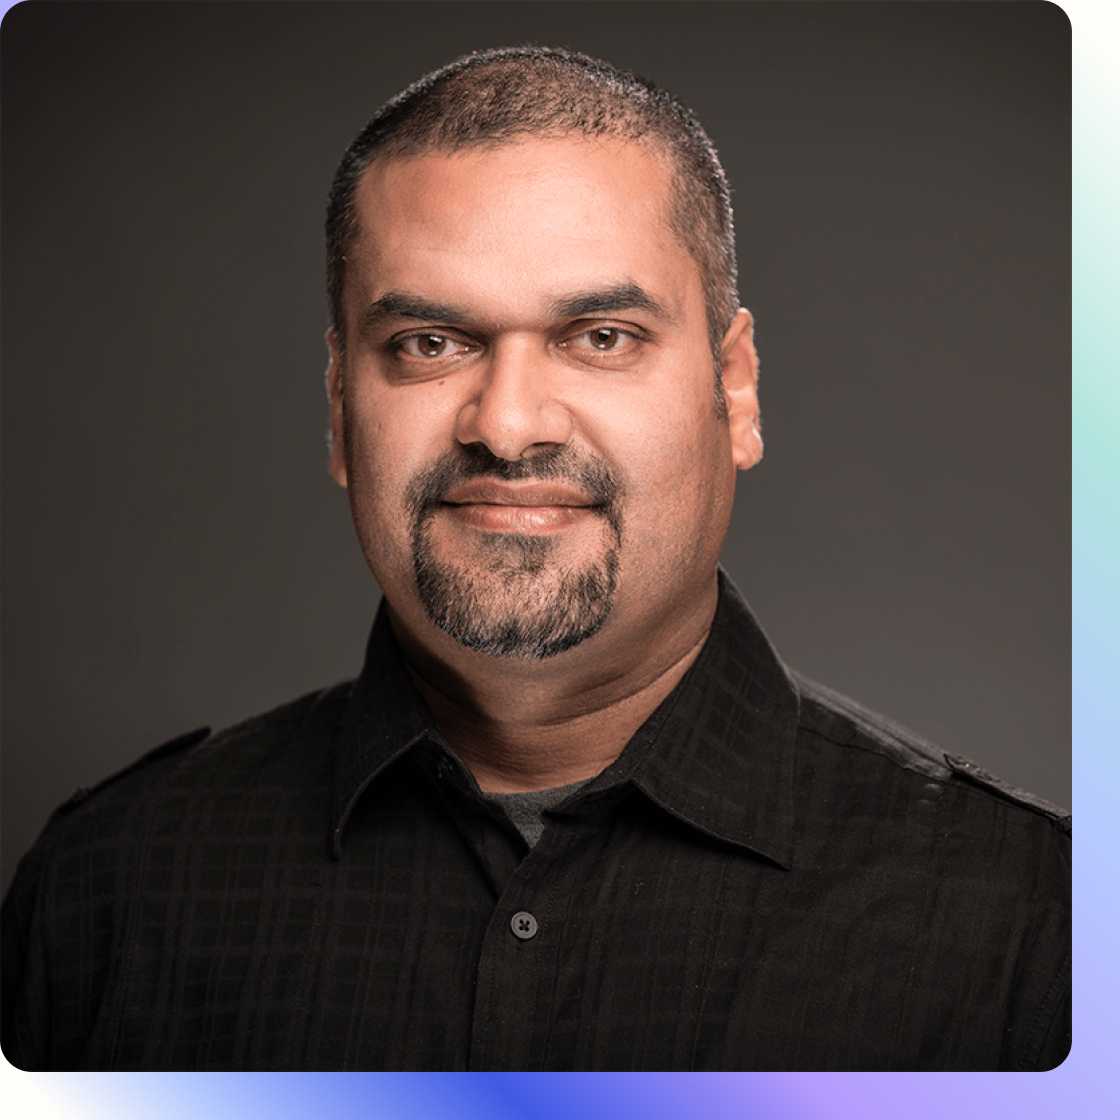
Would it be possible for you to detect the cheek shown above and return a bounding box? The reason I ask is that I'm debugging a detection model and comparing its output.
[607,395,723,501]
[343,403,389,498]
[346,384,448,495]
[342,395,430,589]
[343,400,414,545]
[605,400,733,558]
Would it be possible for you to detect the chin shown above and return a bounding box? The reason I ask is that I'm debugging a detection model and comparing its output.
[412,526,620,660]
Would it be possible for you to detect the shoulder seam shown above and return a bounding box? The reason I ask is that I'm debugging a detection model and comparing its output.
[794,673,949,780]
[794,674,1070,825]
[799,720,949,779]
[51,725,212,819]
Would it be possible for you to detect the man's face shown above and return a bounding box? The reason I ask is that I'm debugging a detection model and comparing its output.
[328,135,760,661]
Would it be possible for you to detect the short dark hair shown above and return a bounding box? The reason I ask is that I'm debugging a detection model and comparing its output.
[325,46,738,409]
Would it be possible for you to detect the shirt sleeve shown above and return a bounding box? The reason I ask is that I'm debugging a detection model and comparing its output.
[1031,956,1072,1070]
[1004,818,1072,1071]
[2,840,53,1070]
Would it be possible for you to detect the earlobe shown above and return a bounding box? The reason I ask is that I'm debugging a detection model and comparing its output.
[720,309,763,471]
[324,328,349,489]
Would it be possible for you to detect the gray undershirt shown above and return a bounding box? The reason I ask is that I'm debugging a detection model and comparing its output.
[485,778,590,848]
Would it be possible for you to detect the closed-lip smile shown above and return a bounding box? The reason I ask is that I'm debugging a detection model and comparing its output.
[440,482,598,508]
[437,481,602,534]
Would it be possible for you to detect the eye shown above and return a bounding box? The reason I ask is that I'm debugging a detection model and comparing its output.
[586,327,625,351]
[394,333,473,360]
[561,325,644,360]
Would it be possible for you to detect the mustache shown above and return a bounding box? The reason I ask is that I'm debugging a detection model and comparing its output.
[405,444,623,529]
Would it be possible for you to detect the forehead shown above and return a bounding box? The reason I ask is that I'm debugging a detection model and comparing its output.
[347,136,702,323]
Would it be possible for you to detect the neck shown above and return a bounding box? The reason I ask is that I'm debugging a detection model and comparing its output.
[388,577,719,793]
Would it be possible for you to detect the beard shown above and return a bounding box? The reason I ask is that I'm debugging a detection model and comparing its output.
[405,444,624,659]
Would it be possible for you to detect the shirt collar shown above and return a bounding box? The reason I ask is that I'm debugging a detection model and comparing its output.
[329,568,800,868]
[329,606,433,859]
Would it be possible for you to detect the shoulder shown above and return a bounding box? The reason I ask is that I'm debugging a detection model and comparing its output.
[793,672,1071,835]
[792,673,1069,1071]
[31,681,354,851]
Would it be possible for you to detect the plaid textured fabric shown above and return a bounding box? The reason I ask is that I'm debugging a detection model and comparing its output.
[2,572,1070,1070]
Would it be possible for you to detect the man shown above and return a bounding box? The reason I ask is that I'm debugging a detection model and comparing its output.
[2,46,1069,1071]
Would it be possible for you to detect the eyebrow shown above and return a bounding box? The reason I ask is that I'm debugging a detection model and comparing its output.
[360,292,473,332]
[548,282,674,323]
[359,281,674,334]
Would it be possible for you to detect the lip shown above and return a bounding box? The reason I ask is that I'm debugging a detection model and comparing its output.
[439,502,597,532]
[440,482,598,508]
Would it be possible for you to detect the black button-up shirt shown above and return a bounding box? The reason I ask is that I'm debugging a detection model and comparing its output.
[2,573,1070,1070]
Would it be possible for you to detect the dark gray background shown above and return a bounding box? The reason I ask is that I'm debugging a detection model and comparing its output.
[2,1,1070,892]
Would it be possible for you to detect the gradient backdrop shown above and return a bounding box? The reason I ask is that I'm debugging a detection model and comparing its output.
[0,0,1098,1105]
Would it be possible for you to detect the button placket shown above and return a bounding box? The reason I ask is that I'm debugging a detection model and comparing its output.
[469,849,571,1068]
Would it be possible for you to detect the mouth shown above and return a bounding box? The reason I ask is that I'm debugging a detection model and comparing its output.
[437,482,603,533]
[441,482,599,507]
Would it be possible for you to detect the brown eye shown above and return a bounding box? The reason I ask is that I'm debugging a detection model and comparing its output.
[561,325,642,363]
[416,334,448,357]
[395,333,471,360]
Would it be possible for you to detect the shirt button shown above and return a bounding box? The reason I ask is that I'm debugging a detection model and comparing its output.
[510,911,539,940]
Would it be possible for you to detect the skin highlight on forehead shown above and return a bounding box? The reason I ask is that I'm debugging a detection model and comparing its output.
[342,138,699,343]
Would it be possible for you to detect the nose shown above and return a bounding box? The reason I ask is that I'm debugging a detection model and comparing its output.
[454,337,573,461]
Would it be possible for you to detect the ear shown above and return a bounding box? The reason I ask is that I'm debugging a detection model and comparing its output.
[720,308,763,471]
[324,327,348,488]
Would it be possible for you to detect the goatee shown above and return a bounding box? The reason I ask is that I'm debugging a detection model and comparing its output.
[405,445,624,659]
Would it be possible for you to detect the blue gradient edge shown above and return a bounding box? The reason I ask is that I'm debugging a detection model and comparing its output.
[0,0,1105,1114]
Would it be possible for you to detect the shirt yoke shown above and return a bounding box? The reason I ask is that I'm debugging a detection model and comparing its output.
[793,672,1071,832]
[39,683,352,844]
